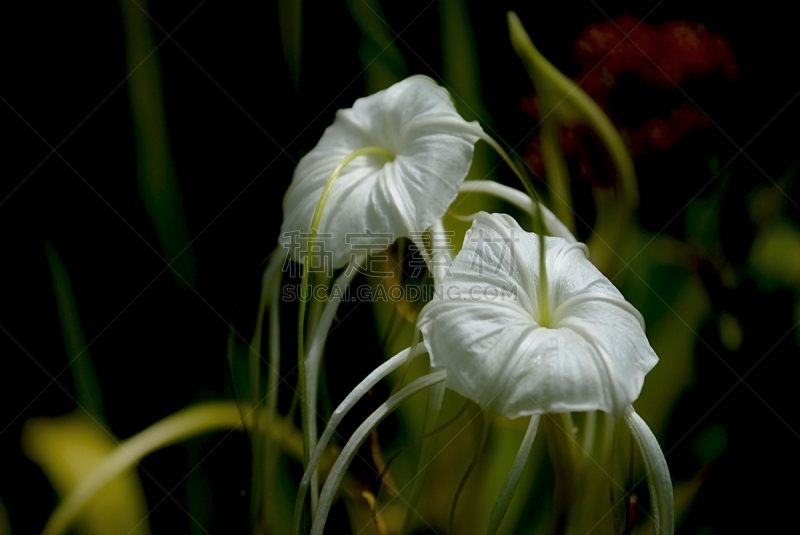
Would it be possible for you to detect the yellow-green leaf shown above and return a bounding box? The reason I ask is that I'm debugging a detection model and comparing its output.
[21,412,150,535]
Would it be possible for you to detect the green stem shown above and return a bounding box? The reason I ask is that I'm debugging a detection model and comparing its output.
[306,261,361,514]
[261,249,286,530]
[399,364,445,535]
[297,146,394,477]
[484,414,541,534]
[539,119,575,234]
[477,133,540,209]
[45,244,106,425]
[449,409,491,534]
[544,413,578,535]
[538,230,550,328]
[475,134,552,324]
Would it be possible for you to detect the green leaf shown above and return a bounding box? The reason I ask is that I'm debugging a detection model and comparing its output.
[22,412,151,535]
[120,0,196,287]
[347,0,408,93]
[749,222,800,288]
[508,12,638,274]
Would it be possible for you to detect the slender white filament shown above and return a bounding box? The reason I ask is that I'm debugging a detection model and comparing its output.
[305,255,364,511]
[483,414,541,534]
[311,370,448,535]
[624,405,674,535]
[458,180,575,243]
[292,344,428,534]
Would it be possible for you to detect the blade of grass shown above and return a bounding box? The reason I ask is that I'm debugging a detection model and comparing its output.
[347,0,408,93]
[45,243,105,424]
[120,0,196,286]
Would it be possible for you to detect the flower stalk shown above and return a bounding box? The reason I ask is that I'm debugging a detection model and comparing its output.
[297,146,395,510]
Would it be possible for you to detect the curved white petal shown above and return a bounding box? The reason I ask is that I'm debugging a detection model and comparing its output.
[417,212,658,418]
[281,75,483,268]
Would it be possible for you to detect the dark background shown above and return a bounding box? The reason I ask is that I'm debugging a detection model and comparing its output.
[1,1,798,533]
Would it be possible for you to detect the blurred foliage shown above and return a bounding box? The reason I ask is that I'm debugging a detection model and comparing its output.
[21,412,151,535]
[120,0,196,286]
[0,498,9,535]
[45,244,105,424]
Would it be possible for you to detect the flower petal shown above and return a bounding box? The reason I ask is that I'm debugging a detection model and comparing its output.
[418,212,658,417]
[281,75,483,268]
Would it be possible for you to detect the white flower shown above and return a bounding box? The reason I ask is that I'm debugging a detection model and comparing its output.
[302,213,672,534]
[415,212,672,534]
[417,211,658,418]
[281,75,483,268]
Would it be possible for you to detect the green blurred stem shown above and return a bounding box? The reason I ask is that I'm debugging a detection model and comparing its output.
[471,131,555,248]
[544,413,579,535]
[249,248,285,530]
[484,415,541,534]
[120,0,196,286]
[450,410,491,534]
[45,244,106,424]
[347,0,407,93]
[439,0,482,121]
[278,0,303,91]
[476,132,540,206]
[539,120,575,234]
[264,248,284,467]
[588,188,628,275]
[399,367,445,535]
[42,402,249,535]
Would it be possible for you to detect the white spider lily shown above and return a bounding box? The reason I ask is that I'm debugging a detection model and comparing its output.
[278,75,483,513]
[416,212,672,534]
[418,211,656,417]
[280,74,483,268]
